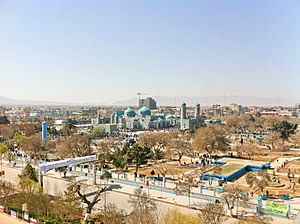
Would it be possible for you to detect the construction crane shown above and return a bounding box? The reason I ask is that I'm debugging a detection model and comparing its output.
[137,92,147,101]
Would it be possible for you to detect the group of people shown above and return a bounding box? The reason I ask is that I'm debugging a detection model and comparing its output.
[272,176,281,184]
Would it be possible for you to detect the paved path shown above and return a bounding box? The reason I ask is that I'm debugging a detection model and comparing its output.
[270,156,300,170]
[1,159,295,223]
[0,213,26,224]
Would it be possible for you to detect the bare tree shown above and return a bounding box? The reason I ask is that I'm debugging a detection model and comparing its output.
[169,133,192,165]
[94,141,111,168]
[238,214,272,224]
[0,180,15,207]
[55,133,93,159]
[173,177,195,206]
[127,188,158,224]
[291,131,300,147]
[221,184,248,218]
[138,132,170,149]
[239,144,257,160]
[266,132,281,149]
[50,188,83,223]
[199,202,227,224]
[96,203,127,224]
[70,181,108,223]
[246,170,270,194]
[19,133,43,160]
[193,125,229,158]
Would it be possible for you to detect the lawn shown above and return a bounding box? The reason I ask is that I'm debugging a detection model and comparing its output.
[207,164,244,176]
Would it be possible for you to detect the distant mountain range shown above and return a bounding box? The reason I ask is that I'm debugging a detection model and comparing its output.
[0,96,72,106]
[0,95,297,107]
[113,96,297,107]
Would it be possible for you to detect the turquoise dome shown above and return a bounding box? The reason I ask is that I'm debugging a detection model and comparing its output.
[138,106,151,116]
[124,107,136,117]
[166,114,175,119]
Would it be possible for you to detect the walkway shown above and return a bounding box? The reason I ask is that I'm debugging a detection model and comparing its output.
[0,213,27,224]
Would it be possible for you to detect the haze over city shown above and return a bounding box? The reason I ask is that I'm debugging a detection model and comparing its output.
[2,1,300,224]
[0,0,299,105]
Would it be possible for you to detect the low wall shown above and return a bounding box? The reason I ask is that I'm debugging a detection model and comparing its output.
[202,161,270,182]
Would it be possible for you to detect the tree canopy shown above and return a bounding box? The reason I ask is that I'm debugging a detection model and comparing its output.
[0,116,10,125]
[193,125,229,155]
[272,120,298,140]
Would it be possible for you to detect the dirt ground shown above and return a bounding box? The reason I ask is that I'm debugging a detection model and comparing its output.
[127,161,194,177]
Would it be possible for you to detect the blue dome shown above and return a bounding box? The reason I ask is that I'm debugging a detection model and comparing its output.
[138,106,151,116]
[166,114,175,119]
[124,107,136,117]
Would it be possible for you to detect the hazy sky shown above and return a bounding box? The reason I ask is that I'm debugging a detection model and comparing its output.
[0,0,299,104]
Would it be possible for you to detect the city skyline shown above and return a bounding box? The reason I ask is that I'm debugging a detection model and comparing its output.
[0,0,299,104]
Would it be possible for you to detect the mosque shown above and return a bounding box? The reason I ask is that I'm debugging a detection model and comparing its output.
[109,103,202,131]
[110,106,176,130]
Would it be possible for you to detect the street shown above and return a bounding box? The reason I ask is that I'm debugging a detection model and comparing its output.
[0,163,293,224]
[0,213,27,224]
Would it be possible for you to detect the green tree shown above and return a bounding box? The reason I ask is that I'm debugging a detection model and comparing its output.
[128,144,151,173]
[0,116,10,125]
[151,148,165,163]
[91,127,105,138]
[273,120,298,141]
[66,118,78,129]
[19,164,38,182]
[17,176,50,217]
[112,148,130,171]
[13,131,23,141]
[0,143,8,154]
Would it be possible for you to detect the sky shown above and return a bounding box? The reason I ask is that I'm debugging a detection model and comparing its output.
[0,0,299,104]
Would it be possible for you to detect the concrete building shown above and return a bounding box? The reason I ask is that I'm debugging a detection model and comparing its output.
[230,103,242,115]
[139,97,157,110]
